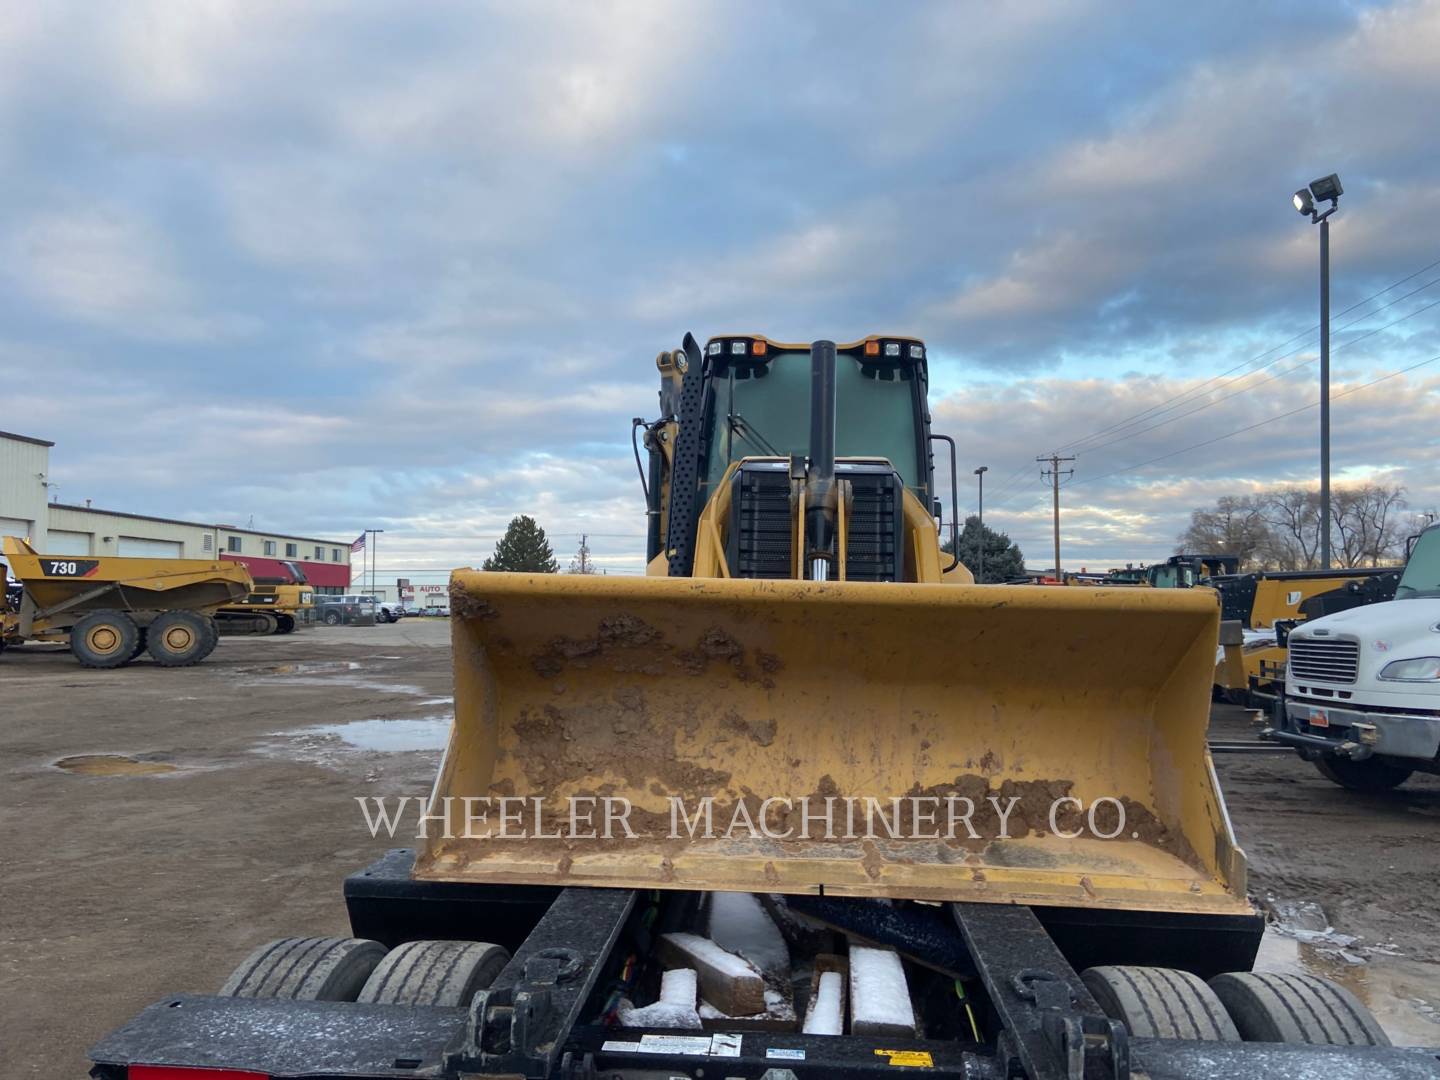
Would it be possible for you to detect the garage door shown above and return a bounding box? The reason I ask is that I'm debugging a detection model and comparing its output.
[47,530,94,556]
[0,516,31,541]
[118,535,183,558]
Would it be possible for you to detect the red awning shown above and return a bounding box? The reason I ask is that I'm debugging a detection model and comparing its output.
[221,553,351,588]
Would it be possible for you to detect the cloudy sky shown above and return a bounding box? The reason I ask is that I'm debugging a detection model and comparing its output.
[3,1,1438,579]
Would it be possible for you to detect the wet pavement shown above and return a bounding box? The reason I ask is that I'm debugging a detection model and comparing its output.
[1,626,1438,1077]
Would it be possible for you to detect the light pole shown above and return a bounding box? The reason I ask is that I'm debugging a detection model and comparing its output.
[1293,173,1343,569]
[973,465,988,582]
[365,529,385,597]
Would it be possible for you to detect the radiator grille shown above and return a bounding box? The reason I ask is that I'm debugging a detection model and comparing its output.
[1289,637,1359,684]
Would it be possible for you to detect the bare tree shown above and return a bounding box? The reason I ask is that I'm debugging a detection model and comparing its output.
[1176,495,1268,567]
[1178,484,1409,570]
[568,534,597,574]
[1333,485,1408,567]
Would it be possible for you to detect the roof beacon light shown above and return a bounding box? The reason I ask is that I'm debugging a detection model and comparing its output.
[751,339,767,356]
[864,340,880,356]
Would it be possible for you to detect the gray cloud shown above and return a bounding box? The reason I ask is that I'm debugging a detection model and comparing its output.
[1,0,1437,577]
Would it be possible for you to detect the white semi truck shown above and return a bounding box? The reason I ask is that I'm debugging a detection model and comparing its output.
[1267,522,1440,790]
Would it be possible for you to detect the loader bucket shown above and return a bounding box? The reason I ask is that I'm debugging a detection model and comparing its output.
[419,572,1251,916]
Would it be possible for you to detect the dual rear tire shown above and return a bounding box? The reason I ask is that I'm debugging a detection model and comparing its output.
[70,609,218,668]
[1082,965,1389,1046]
[219,937,509,1007]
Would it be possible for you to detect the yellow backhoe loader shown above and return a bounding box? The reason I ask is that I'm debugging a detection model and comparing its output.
[428,335,1248,916]
[1,536,250,667]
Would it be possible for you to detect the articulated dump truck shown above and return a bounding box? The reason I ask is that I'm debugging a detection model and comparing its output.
[1,536,250,667]
[91,336,1436,1079]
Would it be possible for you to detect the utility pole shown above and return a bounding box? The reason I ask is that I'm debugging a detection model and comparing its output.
[1318,214,1332,569]
[1037,454,1075,580]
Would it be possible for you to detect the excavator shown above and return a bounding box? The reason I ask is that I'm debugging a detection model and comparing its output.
[90,335,1432,1079]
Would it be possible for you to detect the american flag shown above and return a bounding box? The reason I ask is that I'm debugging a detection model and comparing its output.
[352,533,365,552]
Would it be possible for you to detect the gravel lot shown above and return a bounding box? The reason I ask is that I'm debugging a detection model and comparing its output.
[2,623,1437,1075]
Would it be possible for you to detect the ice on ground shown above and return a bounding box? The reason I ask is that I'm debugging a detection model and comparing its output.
[803,970,844,1035]
[849,945,915,1031]
[708,892,790,977]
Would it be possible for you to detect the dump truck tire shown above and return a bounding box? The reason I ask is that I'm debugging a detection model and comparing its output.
[71,610,141,669]
[145,610,212,667]
[125,629,148,664]
[1081,966,1240,1041]
[1209,972,1390,1045]
[1313,755,1412,791]
[357,940,509,1008]
[219,937,387,1002]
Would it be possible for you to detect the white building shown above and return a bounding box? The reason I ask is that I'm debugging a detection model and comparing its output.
[0,430,355,592]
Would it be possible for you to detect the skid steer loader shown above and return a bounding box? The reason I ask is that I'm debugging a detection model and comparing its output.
[92,334,1432,1080]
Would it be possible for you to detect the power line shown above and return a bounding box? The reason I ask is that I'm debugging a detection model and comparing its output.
[1070,352,1440,488]
[1047,254,1440,457]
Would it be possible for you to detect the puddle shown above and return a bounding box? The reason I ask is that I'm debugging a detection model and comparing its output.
[242,661,364,675]
[54,754,178,777]
[292,716,452,753]
[1255,928,1440,1046]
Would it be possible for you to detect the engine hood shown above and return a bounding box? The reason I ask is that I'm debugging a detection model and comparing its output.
[1294,597,1440,648]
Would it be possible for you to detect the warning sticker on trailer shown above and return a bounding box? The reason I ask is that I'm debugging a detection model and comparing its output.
[767,1047,807,1060]
[601,1034,743,1058]
[875,1048,935,1067]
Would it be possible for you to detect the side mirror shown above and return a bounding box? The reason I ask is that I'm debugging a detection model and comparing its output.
[932,498,943,520]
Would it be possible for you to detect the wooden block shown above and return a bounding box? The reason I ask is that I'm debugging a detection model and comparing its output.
[657,932,766,1016]
[848,944,917,1037]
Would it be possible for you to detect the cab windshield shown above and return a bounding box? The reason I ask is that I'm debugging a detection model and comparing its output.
[703,351,924,498]
[1397,528,1440,599]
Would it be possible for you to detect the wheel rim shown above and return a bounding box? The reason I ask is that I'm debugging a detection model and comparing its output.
[87,624,123,656]
[162,624,195,652]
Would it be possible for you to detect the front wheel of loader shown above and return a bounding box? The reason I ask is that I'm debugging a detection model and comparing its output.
[220,937,388,1001]
[1314,754,1412,791]
[357,940,510,1008]
[145,610,212,667]
[1081,966,1240,1041]
[71,610,141,669]
[1209,972,1390,1045]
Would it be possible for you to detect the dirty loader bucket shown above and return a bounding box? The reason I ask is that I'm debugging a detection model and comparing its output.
[420,572,1250,916]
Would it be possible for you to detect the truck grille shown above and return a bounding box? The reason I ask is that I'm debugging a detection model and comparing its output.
[1289,637,1359,684]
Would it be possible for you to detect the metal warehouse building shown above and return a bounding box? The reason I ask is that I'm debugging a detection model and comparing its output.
[1,430,354,592]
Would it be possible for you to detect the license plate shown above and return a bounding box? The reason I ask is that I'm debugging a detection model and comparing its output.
[1308,708,1330,728]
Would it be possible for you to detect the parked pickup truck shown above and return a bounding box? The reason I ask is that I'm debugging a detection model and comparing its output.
[1267,521,1440,790]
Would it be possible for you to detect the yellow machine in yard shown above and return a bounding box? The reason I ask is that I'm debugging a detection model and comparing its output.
[215,581,315,634]
[1,536,250,667]
[91,335,1420,1079]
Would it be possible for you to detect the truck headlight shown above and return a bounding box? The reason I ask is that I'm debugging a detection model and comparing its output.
[1378,656,1440,681]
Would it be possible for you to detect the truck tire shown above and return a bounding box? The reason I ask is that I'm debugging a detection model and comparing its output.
[219,937,387,1001]
[1081,966,1240,1041]
[357,940,509,1008]
[71,610,141,669]
[1209,972,1390,1045]
[198,615,220,660]
[145,610,212,667]
[125,628,149,664]
[1313,754,1412,791]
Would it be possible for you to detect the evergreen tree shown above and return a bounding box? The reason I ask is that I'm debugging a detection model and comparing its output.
[942,515,1025,583]
[483,515,558,573]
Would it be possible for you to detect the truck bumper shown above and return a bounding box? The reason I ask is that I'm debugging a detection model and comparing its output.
[1267,699,1440,762]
